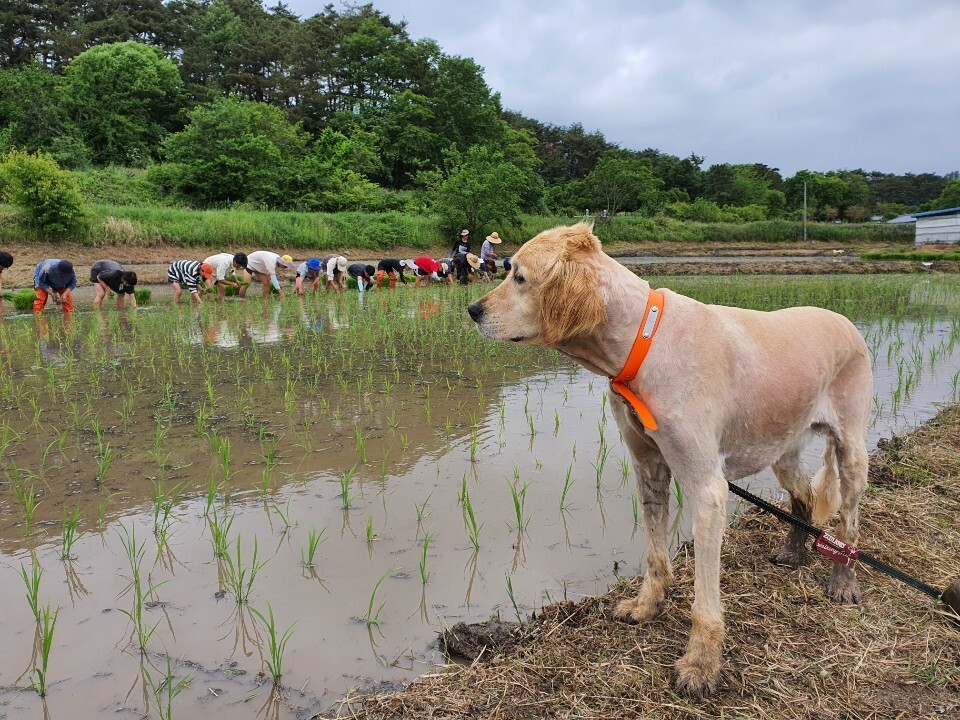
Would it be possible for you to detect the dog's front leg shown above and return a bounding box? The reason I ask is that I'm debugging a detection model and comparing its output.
[674,469,727,697]
[610,399,674,624]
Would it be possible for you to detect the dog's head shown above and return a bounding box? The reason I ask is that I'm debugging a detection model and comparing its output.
[467,223,608,346]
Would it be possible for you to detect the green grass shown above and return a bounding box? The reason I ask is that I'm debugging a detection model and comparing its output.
[861,250,960,261]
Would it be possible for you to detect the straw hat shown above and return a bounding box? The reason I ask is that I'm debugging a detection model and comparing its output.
[466,253,481,270]
[336,256,348,272]
[485,232,502,244]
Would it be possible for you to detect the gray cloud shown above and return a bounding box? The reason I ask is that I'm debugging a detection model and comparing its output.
[287,0,960,176]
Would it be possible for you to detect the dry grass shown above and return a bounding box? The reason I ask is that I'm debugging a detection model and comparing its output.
[345,407,960,720]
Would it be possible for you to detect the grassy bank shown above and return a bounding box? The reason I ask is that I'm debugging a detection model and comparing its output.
[350,405,960,720]
[0,204,915,250]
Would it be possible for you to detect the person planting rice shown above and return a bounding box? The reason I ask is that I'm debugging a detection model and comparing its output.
[451,228,471,256]
[295,258,323,295]
[407,257,453,288]
[347,263,377,293]
[203,252,248,299]
[167,259,213,304]
[90,259,138,310]
[0,251,12,293]
[375,258,408,289]
[451,252,482,285]
[321,254,349,293]
[480,231,502,282]
[246,251,294,298]
[33,259,77,314]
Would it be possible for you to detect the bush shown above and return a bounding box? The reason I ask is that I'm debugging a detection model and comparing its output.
[74,166,163,206]
[0,149,87,236]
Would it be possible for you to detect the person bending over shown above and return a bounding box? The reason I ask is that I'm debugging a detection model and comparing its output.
[347,263,376,293]
[246,251,293,298]
[321,254,348,293]
[34,259,77,314]
[0,251,12,294]
[90,259,138,309]
[295,258,323,295]
[375,258,408,290]
[204,252,248,299]
[168,260,213,304]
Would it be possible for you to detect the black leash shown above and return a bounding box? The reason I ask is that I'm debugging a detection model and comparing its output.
[727,480,943,600]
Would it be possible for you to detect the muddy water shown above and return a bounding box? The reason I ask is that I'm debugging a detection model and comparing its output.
[1,279,959,719]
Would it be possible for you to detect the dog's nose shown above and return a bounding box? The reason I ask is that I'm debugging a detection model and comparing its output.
[467,302,484,322]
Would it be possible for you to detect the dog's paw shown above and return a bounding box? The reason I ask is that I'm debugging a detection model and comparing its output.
[826,568,862,604]
[769,544,807,569]
[613,597,663,625]
[674,654,721,698]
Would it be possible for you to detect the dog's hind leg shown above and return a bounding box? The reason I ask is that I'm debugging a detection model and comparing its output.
[825,427,869,603]
[769,445,816,568]
[610,399,674,624]
[824,357,871,604]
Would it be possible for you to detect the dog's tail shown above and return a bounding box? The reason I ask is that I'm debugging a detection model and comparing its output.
[810,436,842,525]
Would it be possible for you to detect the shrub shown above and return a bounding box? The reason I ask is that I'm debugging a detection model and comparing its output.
[0,149,87,236]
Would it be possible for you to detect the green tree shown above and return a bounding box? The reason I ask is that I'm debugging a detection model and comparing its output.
[160,95,309,206]
[929,179,960,210]
[63,41,183,165]
[0,149,86,235]
[420,145,528,236]
[584,151,662,216]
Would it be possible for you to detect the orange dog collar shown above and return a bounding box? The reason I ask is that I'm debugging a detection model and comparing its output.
[609,289,664,431]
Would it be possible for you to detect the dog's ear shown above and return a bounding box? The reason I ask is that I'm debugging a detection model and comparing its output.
[538,233,606,345]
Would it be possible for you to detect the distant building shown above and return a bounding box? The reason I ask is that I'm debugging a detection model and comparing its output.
[887,214,916,225]
[912,207,960,245]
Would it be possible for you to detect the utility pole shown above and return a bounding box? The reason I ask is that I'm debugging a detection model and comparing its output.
[803,182,807,242]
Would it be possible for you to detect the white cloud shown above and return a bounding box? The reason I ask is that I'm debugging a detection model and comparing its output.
[285,0,960,176]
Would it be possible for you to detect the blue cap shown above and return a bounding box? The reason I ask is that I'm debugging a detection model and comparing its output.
[306,258,321,271]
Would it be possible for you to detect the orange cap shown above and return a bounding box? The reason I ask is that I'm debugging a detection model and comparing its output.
[199,262,214,279]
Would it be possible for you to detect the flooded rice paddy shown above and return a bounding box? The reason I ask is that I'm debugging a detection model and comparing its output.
[1,275,959,719]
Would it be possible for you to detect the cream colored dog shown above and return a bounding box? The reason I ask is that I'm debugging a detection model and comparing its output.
[467,223,872,696]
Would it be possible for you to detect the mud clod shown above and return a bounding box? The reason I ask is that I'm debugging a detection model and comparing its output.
[440,619,520,661]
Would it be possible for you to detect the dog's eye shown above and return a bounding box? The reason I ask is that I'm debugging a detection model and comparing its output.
[515,274,525,284]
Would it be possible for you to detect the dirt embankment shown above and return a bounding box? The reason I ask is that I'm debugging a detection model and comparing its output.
[349,406,960,720]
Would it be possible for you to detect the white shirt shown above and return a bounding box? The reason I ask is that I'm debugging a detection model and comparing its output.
[247,251,281,275]
[204,253,237,281]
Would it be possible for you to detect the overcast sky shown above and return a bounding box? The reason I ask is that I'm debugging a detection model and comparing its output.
[284,0,960,177]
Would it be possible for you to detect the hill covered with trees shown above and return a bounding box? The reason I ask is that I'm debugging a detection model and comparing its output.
[1,0,958,238]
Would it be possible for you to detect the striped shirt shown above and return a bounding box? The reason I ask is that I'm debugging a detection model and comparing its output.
[167,260,202,293]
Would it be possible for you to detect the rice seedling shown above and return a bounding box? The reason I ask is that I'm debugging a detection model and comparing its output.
[591,445,611,491]
[631,493,640,526]
[672,478,685,508]
[300,525,327,567]
[559,464,575,511]
[272,501,293,531]
[364,567,395,628]
[117,524,165,652]
[95,441,113,488]
[461,484,483,551]
[507,478,530,533]
[419,530,434,584]
[339,464,357,509]
[204,470,224,517]
[505,575,523,624]
[144,653,191,720]
[22,484,41,536]
[250,604,296,684]
[415,491,433,527]
[31,602,59,698]
[208,506,234,558]
[222,535,267,605]
[355,422,367,464]
[20,552,43,624]
[365,516,378,543]
[60,504,82,561]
